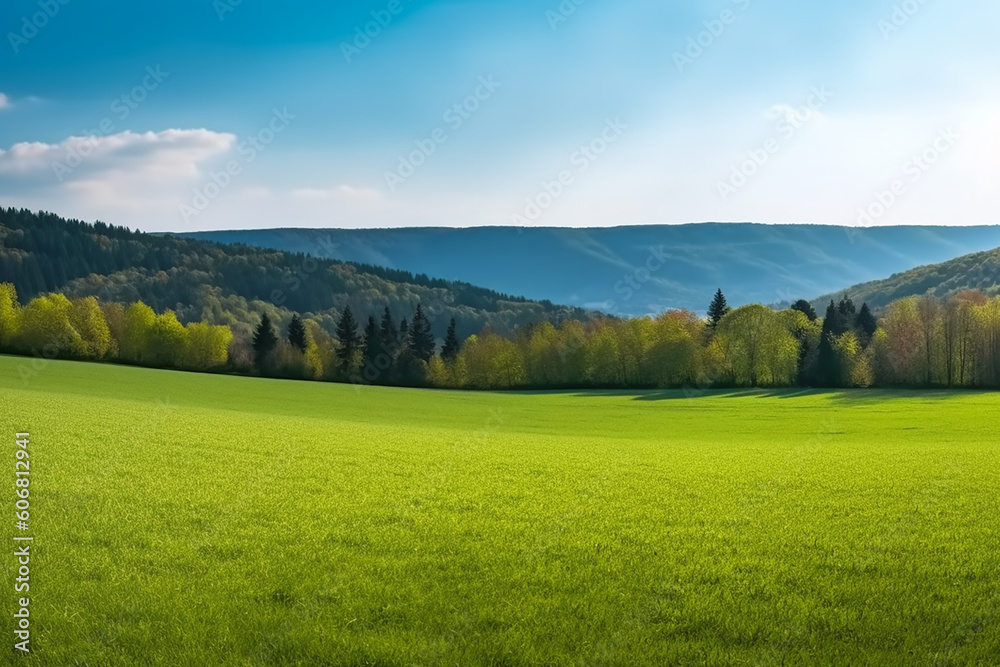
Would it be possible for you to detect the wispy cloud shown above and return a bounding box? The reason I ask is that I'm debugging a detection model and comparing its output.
[0,129,236,186]
[0,93,10,110]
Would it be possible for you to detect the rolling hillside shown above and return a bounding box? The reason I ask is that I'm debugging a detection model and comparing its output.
[0,208,589,340]
[179,224,1000,315]
[813,245,1000,310]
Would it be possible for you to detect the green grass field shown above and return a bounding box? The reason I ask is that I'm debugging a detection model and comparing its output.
[2,354,999,666]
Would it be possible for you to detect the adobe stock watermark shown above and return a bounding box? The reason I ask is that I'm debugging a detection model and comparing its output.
[179,107,295,224]
[7,0,70,54]
[855,127,958,226]
[341,0,413,63]
[606,246,671,315]
[511,117,627,224]
[545,0,586,31]
[269,238,340,307]
[716,85,833,202]
[673,0,751,74]
[384,75,501,192]
[51,65,170,182]
[213,0,243,21]
[878,0,931,40]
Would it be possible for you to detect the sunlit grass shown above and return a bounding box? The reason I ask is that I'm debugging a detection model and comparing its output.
[2,355,999,665]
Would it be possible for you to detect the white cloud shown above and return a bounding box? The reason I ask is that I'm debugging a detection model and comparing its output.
[0,93,9,110]
[0,129,235,182]
[0,129,237,220]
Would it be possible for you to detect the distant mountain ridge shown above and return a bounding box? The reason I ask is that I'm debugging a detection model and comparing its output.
[179,224,1000,315]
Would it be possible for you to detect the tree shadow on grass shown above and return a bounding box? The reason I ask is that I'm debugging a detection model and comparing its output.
[554,387,986,403]
[479,384,992,406]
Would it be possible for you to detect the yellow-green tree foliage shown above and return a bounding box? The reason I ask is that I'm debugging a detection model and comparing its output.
[832,331,867,387]
[304,319,337,381]
[0,283,20,348]
[183,322,232,369]
[972,296,1000,386]
[941,292,980,386]
[70,297,112,359]
[147,310,188,367]
[459,332,526,389]
[878,297,924,385]
[16,293,85,357]
[647,310,702,387]
[100,302,125,358]
[520,321,561,386]
[426,355,449,388]
[716,304,799,387]
[121,301,156,362]
[584,321,621,385]
[617,317,654,386]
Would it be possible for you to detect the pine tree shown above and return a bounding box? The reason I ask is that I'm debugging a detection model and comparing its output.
[377,307,397,352]
[708,289,730,329]
[251,312,278,368]
[287,314,307,353]
[399,317,409,347]
[856,302,878,346]
[408,304,436,362]
[816,301,844,386]
[361,315,383,381]
[825,299,849,337]
[837,296,857,325]
[335,306,361,375]
[441,318,460,362]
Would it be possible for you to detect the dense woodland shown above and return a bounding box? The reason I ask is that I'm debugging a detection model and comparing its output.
[0,207,588,344]
[3,207,1000,390]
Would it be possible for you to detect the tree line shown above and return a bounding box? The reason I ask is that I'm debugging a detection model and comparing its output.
[4,282,1000,390]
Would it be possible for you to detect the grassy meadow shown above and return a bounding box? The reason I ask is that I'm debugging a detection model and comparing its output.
[2,354,999,665]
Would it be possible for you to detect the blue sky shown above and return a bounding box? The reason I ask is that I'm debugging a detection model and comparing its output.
[1,0,998,231]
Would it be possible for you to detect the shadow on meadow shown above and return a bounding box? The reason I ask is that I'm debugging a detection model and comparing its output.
[556,387,982,404]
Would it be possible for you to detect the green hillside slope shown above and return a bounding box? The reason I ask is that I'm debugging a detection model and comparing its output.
[815,246,1000,309]
[0,208,589,341]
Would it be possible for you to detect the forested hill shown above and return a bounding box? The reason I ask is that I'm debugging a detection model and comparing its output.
[178,224,1000,315]
[813,246,1000,310]
[0,208,589,340]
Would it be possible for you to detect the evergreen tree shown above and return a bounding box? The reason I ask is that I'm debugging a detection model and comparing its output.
[399,317,409,347]
[335,306,361,375]
[408,304,436,362]
[837,296,857,325]
[361,315,383,381]
[251,312,278,368]
[816,301,845,386]
[856,302,878,346]
[441,318,461,362]
[790,299,817,321]
[825,300,849,337]
[287,314,307,353]
[379,306,398,356]
[707,289,730,329]
[796,337,812,386]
